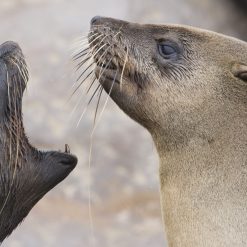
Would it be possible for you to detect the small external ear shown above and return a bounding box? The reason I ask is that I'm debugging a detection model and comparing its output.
[232,63,247,82]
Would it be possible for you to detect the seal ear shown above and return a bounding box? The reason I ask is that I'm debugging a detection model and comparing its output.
[232,63,247,82]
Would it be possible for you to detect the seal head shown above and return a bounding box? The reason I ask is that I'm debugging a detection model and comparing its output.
[88,17,247,150]
[0,41,77,242]
[87,17,247,246]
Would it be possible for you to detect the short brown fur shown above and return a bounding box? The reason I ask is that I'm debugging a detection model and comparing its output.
[88,17,247,247]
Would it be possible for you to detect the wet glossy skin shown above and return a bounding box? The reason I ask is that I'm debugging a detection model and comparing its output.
[0,41,77,242]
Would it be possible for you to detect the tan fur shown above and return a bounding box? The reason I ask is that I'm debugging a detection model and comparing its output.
[88,17,247,246]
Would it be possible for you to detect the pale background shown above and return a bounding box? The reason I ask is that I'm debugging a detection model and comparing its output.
[0,0,246,246]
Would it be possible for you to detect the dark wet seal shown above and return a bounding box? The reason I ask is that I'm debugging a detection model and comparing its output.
[0,41,77,243]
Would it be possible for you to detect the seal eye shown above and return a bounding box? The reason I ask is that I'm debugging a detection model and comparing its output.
[158,43,178,59]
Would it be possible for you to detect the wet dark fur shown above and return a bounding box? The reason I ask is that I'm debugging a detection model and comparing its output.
[0,41,77,243]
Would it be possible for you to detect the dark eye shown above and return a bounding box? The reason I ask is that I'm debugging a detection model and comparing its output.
[158,43,178,59]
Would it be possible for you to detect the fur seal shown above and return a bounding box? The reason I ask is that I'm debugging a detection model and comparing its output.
[86,17,247,246]
[0,41,77,243]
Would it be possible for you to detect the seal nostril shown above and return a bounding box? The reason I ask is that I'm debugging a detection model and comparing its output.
[91,16,101,26]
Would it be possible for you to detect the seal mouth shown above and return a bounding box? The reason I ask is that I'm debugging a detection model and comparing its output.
[95,66,120,85]
[94,56,118,71]
[87,30,123,86]
[87,23,146,90]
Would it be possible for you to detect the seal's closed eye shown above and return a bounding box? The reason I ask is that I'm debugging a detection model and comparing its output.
[158,42,179,59]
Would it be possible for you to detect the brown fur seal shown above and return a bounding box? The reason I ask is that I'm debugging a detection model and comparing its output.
[0,41,77,243]
[84,17,247,246]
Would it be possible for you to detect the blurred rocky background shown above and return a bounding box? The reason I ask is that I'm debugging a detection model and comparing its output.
[0,0,246,246]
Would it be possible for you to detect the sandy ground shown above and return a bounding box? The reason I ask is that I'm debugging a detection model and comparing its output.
[0,0,245,246]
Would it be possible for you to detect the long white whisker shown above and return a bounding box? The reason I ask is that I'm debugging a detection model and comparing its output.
[91,70,117,133]
[73,34,104,60]
[97,58,113,81]
[120,46,128,91]
[87,71,118,247]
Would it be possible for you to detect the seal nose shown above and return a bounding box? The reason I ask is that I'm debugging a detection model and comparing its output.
[59,154,78,169]
[0,41,20,58]
[91,16,101,26]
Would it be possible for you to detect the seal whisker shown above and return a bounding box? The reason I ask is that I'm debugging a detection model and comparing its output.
[86,71,118,244]
[74,34,106,60]
[73,34,105,61]
[73,47,91,61]
[9,58,28,87]
[75,56,92,71]
[74,30,95,40]
[71,33,95,46]
[81,39,106,60]
[10,57,28,84]
[5,65,13,162]
[71,46,90,58]
[73,51,92,62]
[0,73,21,218]
[71,70,95,98]
[93,86,104,124]
[92,70,117,132]
[97,58,113,82]
[94,43,112,67]
[86,77,97,94]
[70,31,95,46]
[76,84,101,127]
[91,43,108,59]
[87,84,102,106]
[69,57,94,94]
[72,45,90,56]
[120,46,128,91]
[76,62,95,82]
[69,75,97,119]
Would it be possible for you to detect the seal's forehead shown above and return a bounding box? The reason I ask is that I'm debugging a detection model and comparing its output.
[137,23,213,42]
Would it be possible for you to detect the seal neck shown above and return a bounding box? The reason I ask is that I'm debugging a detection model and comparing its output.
[152,99,247,246]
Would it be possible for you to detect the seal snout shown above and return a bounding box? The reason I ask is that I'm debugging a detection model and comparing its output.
[0,41,21,58]
[90,15,104,26]
[59,153,78,168]
[91,15,101,25]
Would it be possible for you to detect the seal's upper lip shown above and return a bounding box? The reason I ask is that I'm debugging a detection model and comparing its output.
[95,65,120,85]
